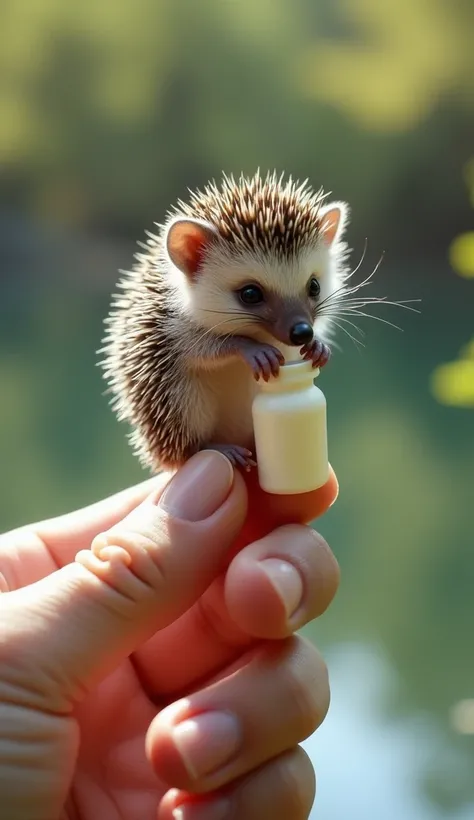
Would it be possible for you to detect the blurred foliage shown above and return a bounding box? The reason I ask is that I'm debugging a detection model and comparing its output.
[0,0,473,250]
[450,235,474,280]
[431,159,474,408]
[298,0,474,131]
[1,0,473,816]
[432,338,474,408]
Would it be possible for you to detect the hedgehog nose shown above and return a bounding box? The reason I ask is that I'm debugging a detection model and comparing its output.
[289,321,314,346]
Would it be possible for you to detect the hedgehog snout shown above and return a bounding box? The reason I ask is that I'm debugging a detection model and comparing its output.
[271,306,314,347]
[289,321,314,346]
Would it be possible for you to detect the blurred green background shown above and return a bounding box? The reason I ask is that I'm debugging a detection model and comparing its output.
[1,1,473,817]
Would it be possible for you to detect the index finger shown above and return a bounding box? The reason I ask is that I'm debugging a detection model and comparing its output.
[130,465,338,694]
[230,464,339,560]
[31,462,338,568]
[34,474,169,566]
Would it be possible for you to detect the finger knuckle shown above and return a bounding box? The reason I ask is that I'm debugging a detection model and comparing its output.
[77,526,169,608]
[273,748,316,819]
[94,527,166,582]
[195,584,247,650]
[284,638,330,738]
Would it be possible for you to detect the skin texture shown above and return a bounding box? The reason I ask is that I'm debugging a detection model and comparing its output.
[0,452,339,820]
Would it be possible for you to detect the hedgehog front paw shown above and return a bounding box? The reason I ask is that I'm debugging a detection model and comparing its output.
[205,443,257,471]
[301,338,331,369]
[238,340,285,381]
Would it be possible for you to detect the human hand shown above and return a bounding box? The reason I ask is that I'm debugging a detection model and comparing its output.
[0,451,339,820]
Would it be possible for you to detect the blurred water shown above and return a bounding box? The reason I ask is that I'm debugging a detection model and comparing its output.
[304,644,474,820]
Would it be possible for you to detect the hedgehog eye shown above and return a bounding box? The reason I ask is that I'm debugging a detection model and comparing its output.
[238,285,265,305]
[308,277,321,299]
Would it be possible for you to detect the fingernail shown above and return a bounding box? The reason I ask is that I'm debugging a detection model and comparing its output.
[173,797,231,820]
[259,558,304,618]
[172,711,241,780]
[159,451,234,522]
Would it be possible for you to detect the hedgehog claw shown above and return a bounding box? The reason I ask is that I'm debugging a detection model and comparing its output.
[236,339,285,381]
[204,443,257,471]
[301,339,331,369]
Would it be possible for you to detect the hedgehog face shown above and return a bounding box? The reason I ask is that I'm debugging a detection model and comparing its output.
[164,173,350,346]
[172,241,339,347]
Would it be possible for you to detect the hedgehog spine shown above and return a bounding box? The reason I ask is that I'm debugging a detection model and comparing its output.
[101,170,350,472]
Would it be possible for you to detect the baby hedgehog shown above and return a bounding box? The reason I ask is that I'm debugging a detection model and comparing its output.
[100,171,350,473]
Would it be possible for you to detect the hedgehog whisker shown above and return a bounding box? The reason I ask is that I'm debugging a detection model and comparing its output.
[344,238,368,281]
[316,284,350,311]
[316,281,366,311]
[213,322,264,357]
[331,308,404,332]
[326,295,420,309]
[186,316,250,357]
[316,256,384,310]
[187,310,271,359]
[328,319,365,350]
[317,313,366,337]
[200,308,266,323]
[336,298,420,309]
[318,257,385,311]
[318,282,420,315]
[321,297,420,313]
[339,253,385,296]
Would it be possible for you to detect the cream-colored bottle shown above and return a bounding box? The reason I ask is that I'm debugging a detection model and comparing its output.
[252,360,329,495]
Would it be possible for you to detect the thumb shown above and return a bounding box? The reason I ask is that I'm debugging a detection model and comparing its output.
[1,452,247,711]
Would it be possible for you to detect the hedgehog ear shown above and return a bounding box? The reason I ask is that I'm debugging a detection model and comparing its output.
[165,217,219,279]
[319,202,349,247]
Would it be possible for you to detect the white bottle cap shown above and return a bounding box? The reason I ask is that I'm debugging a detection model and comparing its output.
[252,360,329,495]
